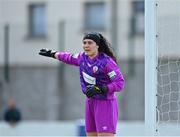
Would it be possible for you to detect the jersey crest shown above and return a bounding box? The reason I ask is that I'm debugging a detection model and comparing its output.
[92,66,98,74]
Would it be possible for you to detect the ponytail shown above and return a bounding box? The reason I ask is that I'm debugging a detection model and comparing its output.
[98,33,117,63]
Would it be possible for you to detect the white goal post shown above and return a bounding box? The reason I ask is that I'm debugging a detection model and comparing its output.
[145,0,157,135]
[145,0,180,136]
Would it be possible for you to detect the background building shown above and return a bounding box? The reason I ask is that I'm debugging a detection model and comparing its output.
[0,0,145,121]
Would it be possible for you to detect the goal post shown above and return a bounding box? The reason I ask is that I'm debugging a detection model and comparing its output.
[145,0,180,136]
[145,0,157,135]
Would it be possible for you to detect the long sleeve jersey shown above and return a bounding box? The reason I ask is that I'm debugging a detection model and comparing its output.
[58,52,125,100]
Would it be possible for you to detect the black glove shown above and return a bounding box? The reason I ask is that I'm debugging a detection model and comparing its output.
[85,85,108,98]
[39,49,57,58]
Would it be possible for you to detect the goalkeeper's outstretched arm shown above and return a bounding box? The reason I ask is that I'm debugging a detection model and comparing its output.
[39,48,82,66]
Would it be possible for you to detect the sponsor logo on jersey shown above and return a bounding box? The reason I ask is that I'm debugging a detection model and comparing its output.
[82,72,96,85]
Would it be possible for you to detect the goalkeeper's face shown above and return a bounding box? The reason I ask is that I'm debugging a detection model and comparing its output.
[83,39,99,58]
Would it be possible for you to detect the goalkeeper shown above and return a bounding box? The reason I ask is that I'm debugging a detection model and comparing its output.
[39,32,125,136]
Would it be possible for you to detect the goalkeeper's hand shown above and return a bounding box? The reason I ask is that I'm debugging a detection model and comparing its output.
[39,49,57,59]
[85,85,108,98]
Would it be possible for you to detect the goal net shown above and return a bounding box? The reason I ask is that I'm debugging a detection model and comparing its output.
[156,0,180,135]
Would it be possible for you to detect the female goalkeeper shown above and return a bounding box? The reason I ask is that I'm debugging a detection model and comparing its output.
[39,32,125,137]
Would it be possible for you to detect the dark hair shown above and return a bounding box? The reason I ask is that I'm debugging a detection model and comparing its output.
[83,32,117,63]
[98,33,117,63]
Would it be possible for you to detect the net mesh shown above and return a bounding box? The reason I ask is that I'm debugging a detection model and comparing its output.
[156,0,180,125]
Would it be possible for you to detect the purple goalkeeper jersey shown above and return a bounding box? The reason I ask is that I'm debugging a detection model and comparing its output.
[58,52,125,99]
